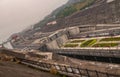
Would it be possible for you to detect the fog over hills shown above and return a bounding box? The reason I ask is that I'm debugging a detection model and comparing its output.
[0,0,68,43]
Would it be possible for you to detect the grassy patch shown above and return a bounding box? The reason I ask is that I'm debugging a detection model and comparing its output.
[64,43,79,47]
[70,40,85,43]
[80,39,97,47]
[93,43,118,47]
[100,37,120,41]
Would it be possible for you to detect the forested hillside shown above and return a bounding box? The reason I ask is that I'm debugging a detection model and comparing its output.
[56,0,95,18]
[33,0,96,29]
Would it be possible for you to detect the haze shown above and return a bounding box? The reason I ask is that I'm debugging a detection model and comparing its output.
[0,0,68,43]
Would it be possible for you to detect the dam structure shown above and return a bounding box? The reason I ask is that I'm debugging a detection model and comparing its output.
[4,23,120,64]
[1,24,120,77]
[2,0,120,64]
[39,24,120,63]
[1,0,120,77]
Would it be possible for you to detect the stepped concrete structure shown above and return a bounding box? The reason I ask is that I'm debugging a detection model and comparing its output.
[1,0,120,76]
[44,24,120,49]
[36,24,120,64]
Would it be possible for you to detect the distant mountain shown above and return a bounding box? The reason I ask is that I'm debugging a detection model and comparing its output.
[33,0,82,29]
[67,0,82,5]
[33,0,96,31]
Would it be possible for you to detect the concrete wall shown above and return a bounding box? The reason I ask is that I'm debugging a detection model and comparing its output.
[79,27,120,37]
[52,53,67,62]
[45,24,120,49]
[46,40,60,49]
[3,41,13,49]
[46,32,69,49]
[27,52,53,60]
[46,27,82,49]
[72,24,120,34]
[56,34,68,47]
[68,24,120,38]
[78,25,96,33]
[68,27,80,36]
[96,24,120,30]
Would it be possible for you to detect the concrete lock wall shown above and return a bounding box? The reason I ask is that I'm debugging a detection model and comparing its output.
[46,33,68,49]
[69,24,120,35]
[96,24,120,30]
[46,40,60,49]
[89,27,120,36]
[56,34,68,47]
[68,27,80,36]
[2,41,14,49]
[52,53,67,62]
[46,27,81,49]
[45,23,120,50]
[78,25,96,33]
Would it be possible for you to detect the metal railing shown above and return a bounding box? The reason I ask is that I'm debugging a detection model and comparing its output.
[20,59,119,77]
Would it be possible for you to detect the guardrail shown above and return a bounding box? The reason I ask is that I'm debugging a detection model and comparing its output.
[20,59,120,77]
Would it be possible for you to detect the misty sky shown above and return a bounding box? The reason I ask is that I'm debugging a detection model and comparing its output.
[0,0,68,43]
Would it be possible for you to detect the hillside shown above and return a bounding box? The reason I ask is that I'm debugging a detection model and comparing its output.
[33,0,101,33]
[33,0,93,29]
[56,0,95,18]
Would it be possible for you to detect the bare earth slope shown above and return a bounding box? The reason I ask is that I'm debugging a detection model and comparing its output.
[0,61,59,77]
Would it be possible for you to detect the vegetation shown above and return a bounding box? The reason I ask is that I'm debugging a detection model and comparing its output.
[56,0,96,18]
[56,5,77,18]
[33,0,96,28]
[33,0,82,28]
[80,39,97,47]
[50,66,58,75]
[100,37,120,41]
[64,43,79,47]
[64,36,120,48]
[70,39,85,43]
[93,43,119,47]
